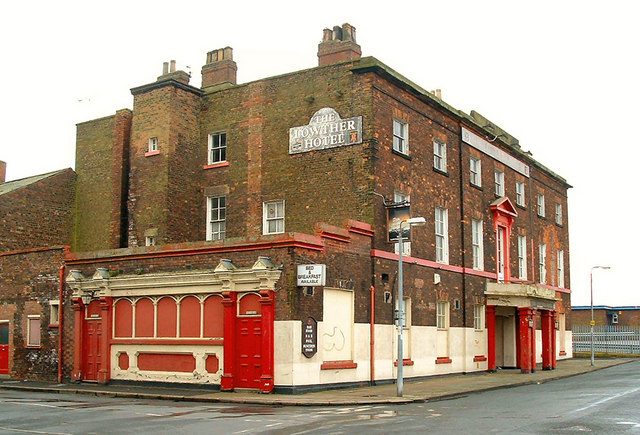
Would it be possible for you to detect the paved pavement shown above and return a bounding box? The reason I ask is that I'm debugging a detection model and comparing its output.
[0,358,634,406]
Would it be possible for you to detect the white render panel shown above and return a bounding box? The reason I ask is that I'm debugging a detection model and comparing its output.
[461,126,530,177]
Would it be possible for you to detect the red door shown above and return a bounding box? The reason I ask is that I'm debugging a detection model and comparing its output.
[235,293,263,389]
[236,317,262,389]
[82,320,102,381]
[0,323,9,375]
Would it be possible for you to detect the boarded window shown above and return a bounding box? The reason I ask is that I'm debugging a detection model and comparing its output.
[27,316,41,347]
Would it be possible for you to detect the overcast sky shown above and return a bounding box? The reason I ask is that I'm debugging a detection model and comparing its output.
[2,1,637,307]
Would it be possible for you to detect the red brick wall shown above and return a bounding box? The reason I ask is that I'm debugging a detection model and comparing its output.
[0,248,70,381]
[0,169,75,252]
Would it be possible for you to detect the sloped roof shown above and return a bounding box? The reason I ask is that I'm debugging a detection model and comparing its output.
[0,169,70,197]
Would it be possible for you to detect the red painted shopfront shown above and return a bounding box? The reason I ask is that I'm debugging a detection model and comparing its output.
[67,258,281,392]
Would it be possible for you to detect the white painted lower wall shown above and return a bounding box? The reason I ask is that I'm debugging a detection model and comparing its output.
[274,321,488,386]
[111,344,223,384]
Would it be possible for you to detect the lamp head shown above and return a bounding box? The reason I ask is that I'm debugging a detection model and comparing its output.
[405,217,426,226]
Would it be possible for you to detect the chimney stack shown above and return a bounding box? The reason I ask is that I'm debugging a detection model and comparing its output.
[0,160,5,183]
[318,23,362,66]
[157,59,190,85]
[201,47,237,90]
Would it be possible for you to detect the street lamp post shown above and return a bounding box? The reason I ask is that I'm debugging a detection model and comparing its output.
[396,216,426,397]
[590,265,611,366]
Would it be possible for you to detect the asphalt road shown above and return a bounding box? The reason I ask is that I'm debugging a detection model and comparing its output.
[1,361,639,434]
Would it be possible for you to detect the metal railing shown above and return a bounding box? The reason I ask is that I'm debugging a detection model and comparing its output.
[573,325,640,355]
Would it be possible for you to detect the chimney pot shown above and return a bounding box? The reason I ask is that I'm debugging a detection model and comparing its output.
[318,23,362,66]
[162,62,169,75]
[170,60,176,72]
[202,47,237,89]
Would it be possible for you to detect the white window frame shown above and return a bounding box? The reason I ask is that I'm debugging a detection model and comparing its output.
[208,132,227,165]
[393,119,408,155]
[472,219,484,271]
[263,200,285,235]
[497,226,505,282]
[494,170,505,196]
[436,301,449,330]
[145,236,156,247]
[470,157,481,187]
[555,203,563,225]
[517,235,527,280]
[539,243,547,284]
[557,250,565,288]
[49,301,60,326]
[433,141,447,172]
[537,194,545,217]
[148,137,158,152]
[206,196,227,241]
[516,182,525,207]
[393,191,411,256]
[474,304,485,330]
[435,207,449,264]
[27,315,41,347]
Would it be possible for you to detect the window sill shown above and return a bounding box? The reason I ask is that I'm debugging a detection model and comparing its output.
[48,324,59,328]
[470,183,483,191]
[394,359,414,367]
[144,150,160,157]
[435,357,452,364]
[203,161,230,170]
[555,222,564,228]
[433,167,449,177]
[263,231,285,236]
[320,360,357,370]
[25,345,42,349]
[391,149,411,160]
[516,203,526,210]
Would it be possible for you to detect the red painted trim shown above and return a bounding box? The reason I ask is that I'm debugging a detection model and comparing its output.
[58,264,64,383]
[559,351,567,356]
[203,161,230,170]
[65,233,325,264]
[259,290,275,393]
[435,357,452,364]
[473,355,487,362]
[371,250,572,294]
[346,220,375,237]
[394,359,414,367]
[0,245,67,258]
[486,305,496,371]
[110,338,223,346]
[144,150,160,157]
[321,360,358,370]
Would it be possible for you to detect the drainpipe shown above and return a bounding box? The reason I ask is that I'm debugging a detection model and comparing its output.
[58,264,65,383]
[370,285,375,384]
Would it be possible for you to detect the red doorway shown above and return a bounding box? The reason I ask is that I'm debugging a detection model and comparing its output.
[235,293,262,389]
[0,323,9,375]
[82,301,103,381]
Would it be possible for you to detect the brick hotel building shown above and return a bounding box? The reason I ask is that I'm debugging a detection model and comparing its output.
[0,24,572,392]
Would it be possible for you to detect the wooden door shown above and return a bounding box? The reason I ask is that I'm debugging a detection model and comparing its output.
[82,320,102,381]
[0,323,9,375]
[235,317,262,389]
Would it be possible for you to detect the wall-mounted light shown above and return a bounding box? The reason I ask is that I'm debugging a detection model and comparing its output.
[80,290,96,306]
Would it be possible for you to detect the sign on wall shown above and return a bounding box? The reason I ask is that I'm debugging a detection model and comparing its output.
[302,317,318,358]
[297,264,326,286]
[289,107,362,154]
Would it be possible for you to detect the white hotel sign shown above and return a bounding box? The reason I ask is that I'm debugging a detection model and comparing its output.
[289,108,362,154]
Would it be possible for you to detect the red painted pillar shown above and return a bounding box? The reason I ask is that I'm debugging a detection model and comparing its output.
[515,310,521,369]
[221,292,237,391]
[518,307,532,374]
[551,311,557,369]
[541,310,553,370]
[259,290,275,393]
[486,305,497,372]
[97,298,111,384]
[530,309,537,373]
[71,300,84,381]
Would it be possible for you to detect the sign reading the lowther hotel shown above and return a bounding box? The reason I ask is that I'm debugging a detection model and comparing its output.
[297,264,326,287]
[302,317,318,358]
[289,107,362,154]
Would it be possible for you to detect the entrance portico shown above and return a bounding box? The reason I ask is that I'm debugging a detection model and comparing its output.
[485,282,558,373]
